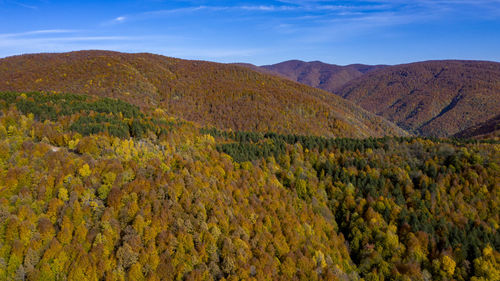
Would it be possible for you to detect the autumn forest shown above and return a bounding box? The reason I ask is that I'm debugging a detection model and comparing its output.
[0,50,498,281]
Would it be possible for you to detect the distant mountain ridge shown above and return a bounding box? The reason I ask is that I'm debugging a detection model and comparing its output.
[260,60,387,92]
[239,59,500,138]
[0,50,406,138]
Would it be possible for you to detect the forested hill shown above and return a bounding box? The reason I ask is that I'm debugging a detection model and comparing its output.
[0,50,406,138]
[0,91,498,280]
[337,60,500,137]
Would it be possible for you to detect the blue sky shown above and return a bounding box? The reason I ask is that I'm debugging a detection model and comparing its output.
[0,0,499,65]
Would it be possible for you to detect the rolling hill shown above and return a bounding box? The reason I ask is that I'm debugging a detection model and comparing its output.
[337,60,500,137]
[0,51,406,138]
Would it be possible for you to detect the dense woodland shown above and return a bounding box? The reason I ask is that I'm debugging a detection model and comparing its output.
[0,92,498,280]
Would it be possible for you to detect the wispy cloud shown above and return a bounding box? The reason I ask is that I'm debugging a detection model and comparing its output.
[142,5,226,16]
[100,0,500,48]
[102,16,128,26]
[0,28,142,52]
[239,5,295,11]
[258,0,500,40]
[0,35,149,59]
[0,29,77,38]
[0,36,140,50]
[114,16,126,22]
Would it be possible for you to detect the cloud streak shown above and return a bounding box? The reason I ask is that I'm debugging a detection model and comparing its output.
[108,5,297,24]
[0,29,77,38]
[0,29,146,55]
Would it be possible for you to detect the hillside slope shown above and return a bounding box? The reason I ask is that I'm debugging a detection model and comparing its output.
[0,51,405,138]
[260,60,386,92]
[338,60,500,137]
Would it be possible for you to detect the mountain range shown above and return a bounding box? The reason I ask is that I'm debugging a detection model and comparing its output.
[0,51,498,139]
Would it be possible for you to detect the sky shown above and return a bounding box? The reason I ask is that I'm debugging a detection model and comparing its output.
[0,0,499,65]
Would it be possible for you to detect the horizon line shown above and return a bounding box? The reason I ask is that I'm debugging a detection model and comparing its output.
[1,49,499,67]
